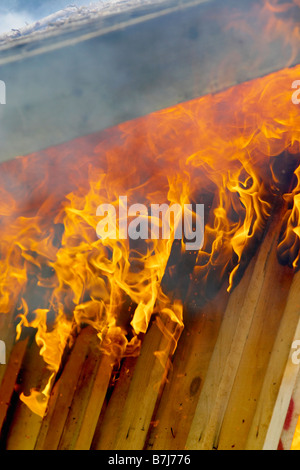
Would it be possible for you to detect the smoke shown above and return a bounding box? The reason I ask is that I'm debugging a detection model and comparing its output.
[0,1,97,35]
[0,1,171,36]
[0,11,34,34]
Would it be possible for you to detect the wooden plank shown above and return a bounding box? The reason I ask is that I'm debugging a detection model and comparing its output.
[35,326,96,450]
[262,311,300,450]
[91,356,138,450]
[245,272,300,450]
[92,197,214,451]
[57,338,113,450]
[0,336,29,435]
[216,221,294,450]
[186,204,293,450]
[145,285,229,450]
[185,250,257,450]
[111,316,183,450]
[4,338,51,450]
[1,0,299,162]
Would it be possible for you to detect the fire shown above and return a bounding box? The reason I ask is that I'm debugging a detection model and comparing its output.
[0,60,300,419]
[225,0,300,66]
[292,416,300,450]
[263,0,300,66]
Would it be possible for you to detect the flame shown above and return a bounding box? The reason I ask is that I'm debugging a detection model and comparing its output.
[263,0,300,66]
[222,0,300,69]
[0,59,299,416]
[292,416,300,450]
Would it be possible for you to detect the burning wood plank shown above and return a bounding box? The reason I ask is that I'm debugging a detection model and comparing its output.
[92,356,139,450]
[57,335,113,450]
[145,285,229,450]
[88,315,183,451]
[244,271,300,449]
[3,337,52,449]
[186,203,294,450]
[35,326,97,450]
[111,316,182,450]
[92,317,181,451]
[0,335,29,434]
[215,215,295,450]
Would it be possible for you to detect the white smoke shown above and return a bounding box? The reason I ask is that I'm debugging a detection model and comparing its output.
[0,1,169,39]
[0,0,166,35]
[0,11,34,34]
[0,1,94,35]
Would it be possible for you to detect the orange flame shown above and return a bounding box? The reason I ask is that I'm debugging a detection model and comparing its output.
[227,0,300,64]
